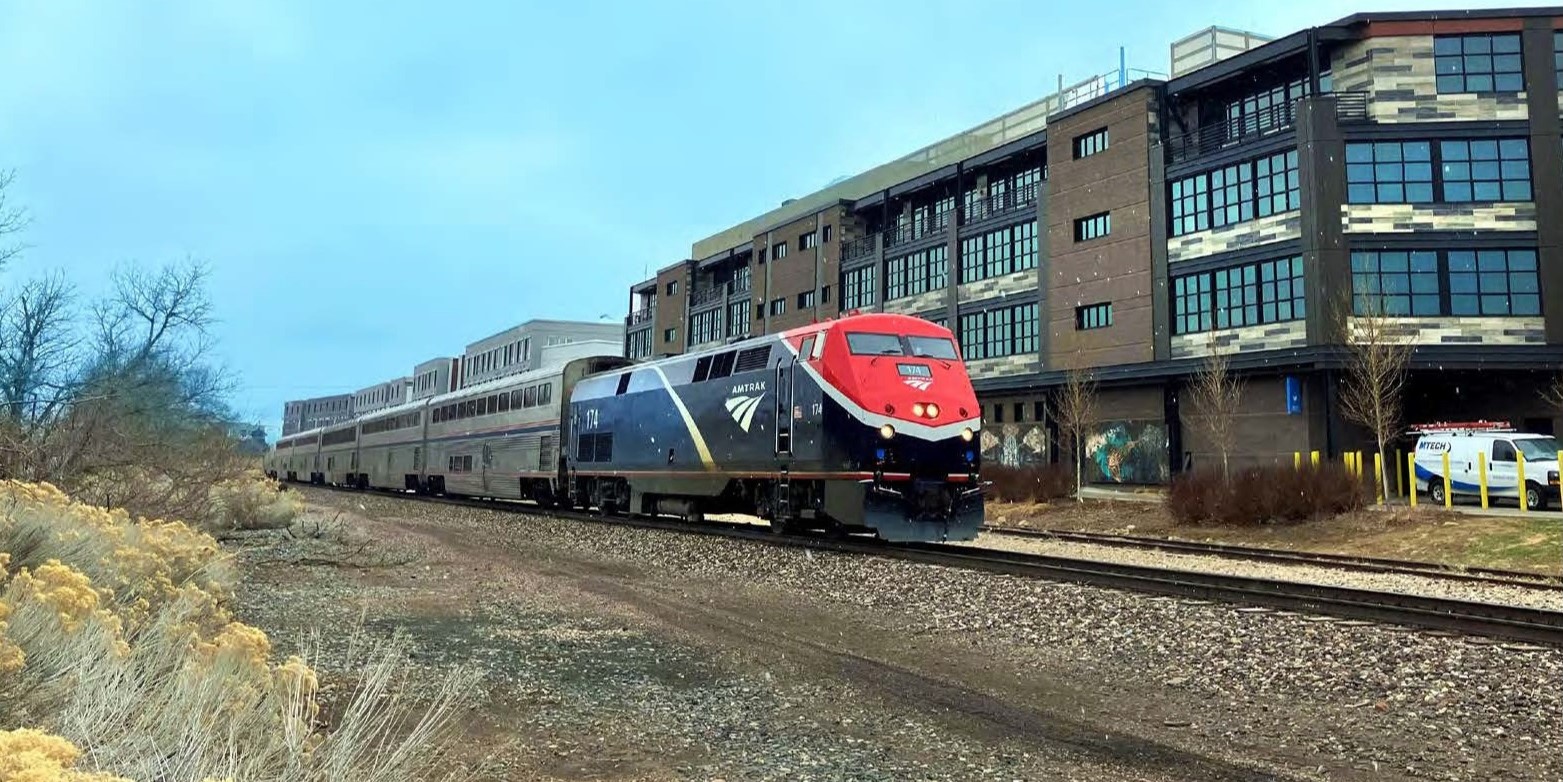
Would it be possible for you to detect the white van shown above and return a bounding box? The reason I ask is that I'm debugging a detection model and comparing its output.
[1412,424,1560,510]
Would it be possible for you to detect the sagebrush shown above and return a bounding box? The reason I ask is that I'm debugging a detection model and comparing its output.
[0,481,475,781]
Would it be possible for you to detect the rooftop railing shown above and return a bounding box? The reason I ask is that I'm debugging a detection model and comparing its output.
[1167,100,1297,164]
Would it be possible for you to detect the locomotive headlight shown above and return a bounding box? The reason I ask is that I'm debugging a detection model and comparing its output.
[960,427,974,442]
[911,402,926,418]
[925,403,940,419]
[879,424,896,439]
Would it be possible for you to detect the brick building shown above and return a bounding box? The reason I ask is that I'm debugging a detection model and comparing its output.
[624,8,1563,482]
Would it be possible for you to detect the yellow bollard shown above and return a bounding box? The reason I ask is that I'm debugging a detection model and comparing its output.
[1395,449,1405,497]
[1517,453,1528,514]
[1355,451,1365,480]
[1478,459,1489,509]
[1311,450,1320,467]
[1442,451,1452,508]
[1374,451,1384,505]
[1408,451,1418,508]
[1294,451,1302,470]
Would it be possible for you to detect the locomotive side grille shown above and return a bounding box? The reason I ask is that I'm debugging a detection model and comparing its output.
[733,346,772,374]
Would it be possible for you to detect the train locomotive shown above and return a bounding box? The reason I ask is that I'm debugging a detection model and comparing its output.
[267,312,984,542]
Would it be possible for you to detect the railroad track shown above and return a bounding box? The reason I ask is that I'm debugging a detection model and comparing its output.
[293,484,1563,647]
[981,525,1563,591]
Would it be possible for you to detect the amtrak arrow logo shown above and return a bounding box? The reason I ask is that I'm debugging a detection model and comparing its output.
[903,378,932,391]
[725,394,764,432]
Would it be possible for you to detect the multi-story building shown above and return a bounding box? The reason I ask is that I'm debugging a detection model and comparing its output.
[459,319,625,389]
[280,393,354,436]
[624,7,1563,480]
[352,377,410,417]
[409,357,457,401]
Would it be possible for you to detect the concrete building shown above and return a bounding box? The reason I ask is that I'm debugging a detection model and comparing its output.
[352,377,410,417]
[624,7,1563,482]
[459,319,625,389]
[280,393,354,436]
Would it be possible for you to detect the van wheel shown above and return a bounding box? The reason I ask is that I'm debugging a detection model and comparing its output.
[1525,482,1546,511]
[1428,480,1447,506]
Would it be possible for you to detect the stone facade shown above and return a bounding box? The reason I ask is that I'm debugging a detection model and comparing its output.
[967,353,1042,380]
[1170,320,1308,360]
[1331,37,1529,123]
[956,269,1037,303]
[1350,316,1545,345]
[1341,202,1537,234]
[882,288,947,315]
[1167,211,1301,264]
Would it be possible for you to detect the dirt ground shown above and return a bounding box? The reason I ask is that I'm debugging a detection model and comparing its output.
[230,489,1560,781]
[985,499,1563,576]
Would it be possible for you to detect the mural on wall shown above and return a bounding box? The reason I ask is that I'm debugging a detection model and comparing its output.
[1084,420,1169,484]
[980,423,1049,467]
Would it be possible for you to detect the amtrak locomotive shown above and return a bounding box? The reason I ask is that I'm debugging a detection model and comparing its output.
[267,312,984,542]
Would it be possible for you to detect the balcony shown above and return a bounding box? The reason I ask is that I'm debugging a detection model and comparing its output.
[689,286,724,308]
[883,211,951,251]
[629,307,654,326]
[1167,100,1297,165]
[841,234,876,263]
[726,276,752,297]
[963,183,1038,224]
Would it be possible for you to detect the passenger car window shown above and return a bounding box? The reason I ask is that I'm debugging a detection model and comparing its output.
[1491,441,1516,462]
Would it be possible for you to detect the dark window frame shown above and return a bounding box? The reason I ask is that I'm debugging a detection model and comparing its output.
[1434,33,1524,94]
[1346,138,1530,204]
[1072,127,1109,159]
[1173,255,1305,335]
[1170,150,1298,236]
[1073,212,1111,242]
[1075,302,1112,330]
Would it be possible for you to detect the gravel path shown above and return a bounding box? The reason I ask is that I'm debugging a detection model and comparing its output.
[962,531,1563,610]
[288,488,1561,781]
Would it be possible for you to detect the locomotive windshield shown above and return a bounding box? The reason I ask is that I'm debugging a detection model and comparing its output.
[907,336,958,360]
[847,333,904,355]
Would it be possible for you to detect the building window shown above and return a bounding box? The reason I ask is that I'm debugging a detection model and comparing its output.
[1350,251,1442,316]
[959,222,1037,284]
[1439,139,1532,202]
[627,329,652,359]
[1347,138,1531,203]
[799,231,818,250]
[772,241,788,260]
[1556,32,1562,85]
[1434,34,1523,93]
[797,290,816,309]
[769,298,786,316]
[1225,78,1309,139]
[958,303,1039,360]
[1447,249,1540,315]
[1173,255,1305,335]
[663,327,677,343]
[1170,149,1299,235]
[666,280,679,296]
[842,265,875,310]
[1073,127,1109,159]
[688,309,722,347]
[1075,303,1112,330]
[887,245,949,300]
[821,285,830,303]
[822,225,833,243]
[1073,212,1110,242]
[727,300,750,338]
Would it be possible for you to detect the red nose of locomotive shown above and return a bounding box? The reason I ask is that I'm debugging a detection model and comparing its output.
[814,313,981,442]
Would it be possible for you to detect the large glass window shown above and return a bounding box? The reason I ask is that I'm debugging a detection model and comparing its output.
[1169,149,1299,236]
[842,265,876,310]
[959,221,1038,284]
[1439,139,1532,202]
[1447,249,1540,316]
[886,245,948,301]
[1346,138,1531,204]
[1350,251,1442,316]
[957,303,1038,360]
[1174,255,1306,335]
[1434,34,1524,93]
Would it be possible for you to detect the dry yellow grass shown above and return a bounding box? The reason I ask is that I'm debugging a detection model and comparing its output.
[0,480,475,782]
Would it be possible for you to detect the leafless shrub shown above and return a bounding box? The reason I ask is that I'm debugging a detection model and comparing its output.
[1188,335,1244,479]
[1339,293,1413,505]
[1052,359,1098,502]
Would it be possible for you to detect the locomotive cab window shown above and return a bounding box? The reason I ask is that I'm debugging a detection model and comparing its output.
[799,336,815,360]
[847,332,904,355]
[907,335,958,360]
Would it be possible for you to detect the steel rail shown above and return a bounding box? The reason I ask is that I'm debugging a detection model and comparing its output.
[292,485,1563,647]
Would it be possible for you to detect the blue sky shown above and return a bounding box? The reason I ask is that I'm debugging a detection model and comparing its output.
[0,0,1541,435]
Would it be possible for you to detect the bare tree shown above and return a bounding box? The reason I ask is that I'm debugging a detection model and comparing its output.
[1188,335,1244,479]
[0,273,80,422]
[0,169,29,270]
[1339,293,1413,503]
[1053,361,1099,503]
[1543,373,1563,419]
